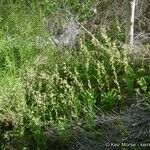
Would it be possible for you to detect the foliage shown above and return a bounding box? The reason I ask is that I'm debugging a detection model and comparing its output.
[0,1,149,149]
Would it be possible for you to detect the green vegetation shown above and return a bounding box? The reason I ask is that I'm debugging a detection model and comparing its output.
[0,1,149,149]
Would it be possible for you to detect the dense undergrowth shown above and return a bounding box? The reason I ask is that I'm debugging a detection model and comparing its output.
[0,1,150,150]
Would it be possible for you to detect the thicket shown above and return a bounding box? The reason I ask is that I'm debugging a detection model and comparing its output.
[0,1,149,149]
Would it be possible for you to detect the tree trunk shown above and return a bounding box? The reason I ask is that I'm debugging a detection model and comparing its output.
[126,0,137,46]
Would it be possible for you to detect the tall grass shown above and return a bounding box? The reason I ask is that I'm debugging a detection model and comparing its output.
[0,1,149,149]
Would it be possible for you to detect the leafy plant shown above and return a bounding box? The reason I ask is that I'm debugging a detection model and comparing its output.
[101,89,118,111]
[137,77,147,93]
